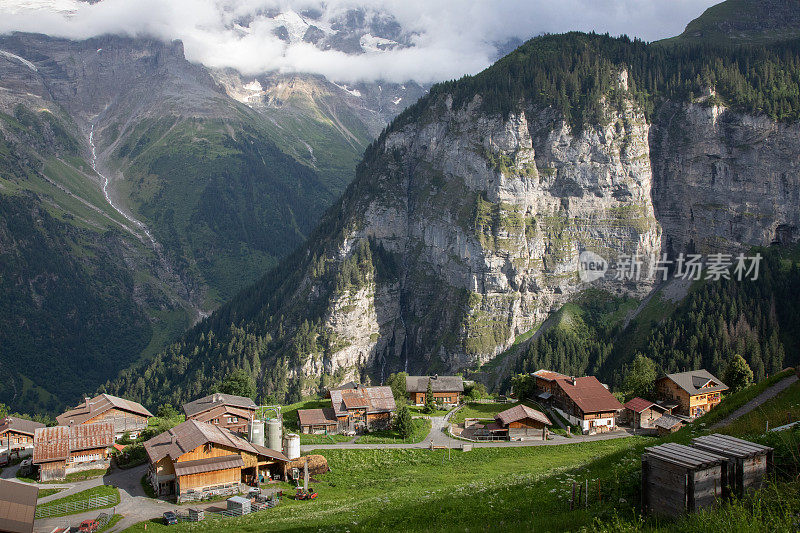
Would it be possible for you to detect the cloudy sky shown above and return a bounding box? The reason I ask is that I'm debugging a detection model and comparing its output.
[0,0,721,83]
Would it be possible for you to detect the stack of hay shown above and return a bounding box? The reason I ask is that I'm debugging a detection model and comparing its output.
[286,454,329,476]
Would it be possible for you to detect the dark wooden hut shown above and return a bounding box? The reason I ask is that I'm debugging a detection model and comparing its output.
[691,434,773,497]
[641,442,727,516]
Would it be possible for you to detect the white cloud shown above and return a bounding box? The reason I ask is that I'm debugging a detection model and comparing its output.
[0,0,721,84]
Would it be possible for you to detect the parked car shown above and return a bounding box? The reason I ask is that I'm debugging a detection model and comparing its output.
[78,519,99,532]
[163,511,178,525]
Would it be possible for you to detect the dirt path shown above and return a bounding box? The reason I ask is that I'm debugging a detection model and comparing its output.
[710,374,799,430]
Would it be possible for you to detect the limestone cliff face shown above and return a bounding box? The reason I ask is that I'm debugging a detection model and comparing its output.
[310,91,663,383]
[651,101,800,253]
[303,93,800,387]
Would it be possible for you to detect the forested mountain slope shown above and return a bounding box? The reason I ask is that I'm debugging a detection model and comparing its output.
[108,25,800,407]
[0,34,345,413]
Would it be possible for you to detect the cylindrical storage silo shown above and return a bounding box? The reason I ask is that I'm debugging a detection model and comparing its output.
[267,418,282,451]
[248,419,265,447]
[285,433,300,460]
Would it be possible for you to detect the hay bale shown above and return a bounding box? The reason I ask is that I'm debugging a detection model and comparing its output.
[286,454,329,476]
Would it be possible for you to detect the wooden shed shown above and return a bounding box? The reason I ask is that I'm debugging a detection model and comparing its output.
[642,443,727,517]
[691,434,773,497]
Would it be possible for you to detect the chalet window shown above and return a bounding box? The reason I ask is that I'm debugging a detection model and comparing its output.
[205,443,212,453]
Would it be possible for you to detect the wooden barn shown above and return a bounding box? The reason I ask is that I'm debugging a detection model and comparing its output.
[621,398,669,430]
[183,393,258,436]
[33,422,114,481]
[654,414,684,436]
[297,408,339,434]
[144,419,288,502]
[405,375,464,406]
[641,443,727,517]
[56,394,153,440]
[494,404,552,441]
[0,417,44,456]
[329,385,396,433]
[691,434,773,497]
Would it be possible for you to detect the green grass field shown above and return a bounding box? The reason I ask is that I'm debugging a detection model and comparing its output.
[355,418,431,444]
[121,374,800,532]
[36,486,119,517]
[719,380,800,437]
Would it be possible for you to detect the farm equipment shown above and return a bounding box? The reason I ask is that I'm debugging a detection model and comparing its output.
[294,488,318,500]
[78,519,99,532]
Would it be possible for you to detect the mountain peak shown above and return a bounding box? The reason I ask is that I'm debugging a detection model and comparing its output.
[669,0,800,45]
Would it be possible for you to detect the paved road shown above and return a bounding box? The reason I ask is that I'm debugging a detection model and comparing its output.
[301,411,634,452]
[711,373,799,430]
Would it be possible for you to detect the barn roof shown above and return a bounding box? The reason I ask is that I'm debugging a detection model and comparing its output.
[143,419,287,464]
[33,422,114,464]
[644,442,726,469]
[405,375,464,393]
[553,376,622,414]
[297,408,338,427]
[660,370,729,396]
[56,394,153,427]
[173,455,245,477]
[0,479,38,533]
[495,404,551,427]
[330,386,396,417]
[182,393,257,418]
[653,414,683,430]
[691,434,773,458]
[532,370,570,382]
[0,417,45,437]
[192,405,254,423]
[623,397,666,413]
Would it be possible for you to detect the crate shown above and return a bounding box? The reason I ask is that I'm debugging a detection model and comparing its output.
[691,434,773,497]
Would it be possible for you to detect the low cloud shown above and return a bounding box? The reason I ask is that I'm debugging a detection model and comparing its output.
[0,0,720,84]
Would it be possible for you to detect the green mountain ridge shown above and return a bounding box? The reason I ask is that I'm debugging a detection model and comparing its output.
[106,22,800,408]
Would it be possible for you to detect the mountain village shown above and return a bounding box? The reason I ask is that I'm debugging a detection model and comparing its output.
[0,365,789,532]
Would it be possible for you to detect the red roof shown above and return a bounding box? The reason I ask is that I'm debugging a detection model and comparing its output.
[623,397,656,413]
[33,423,114,464]
[554,376,622,414]
[533,370,570,382]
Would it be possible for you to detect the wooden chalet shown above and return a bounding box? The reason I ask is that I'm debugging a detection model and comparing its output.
[0,479,38,533]
[531,369,570,399]
[56,393,153,440]
[551,376,622,434]
[144,419,288,502]
[329,385,396,433]
[656,370,728,418]
[405,375,464,406]
[183,393,258,435]
[297,408,339,434]
[641,443,727,516]
[621,398,670,430]
[325,381,358,398]
[0,417,44,456]
[33,422,114,481]
[494,404,552,441]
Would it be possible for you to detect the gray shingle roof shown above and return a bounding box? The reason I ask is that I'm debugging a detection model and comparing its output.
[495,404,551,427]
[653,413,683,430]
[143,419,287,464]
[661,370,728,396]
[182,393,257,418]
[0,417,45,437]
[56,394,153,427]
[405,376,464,393]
